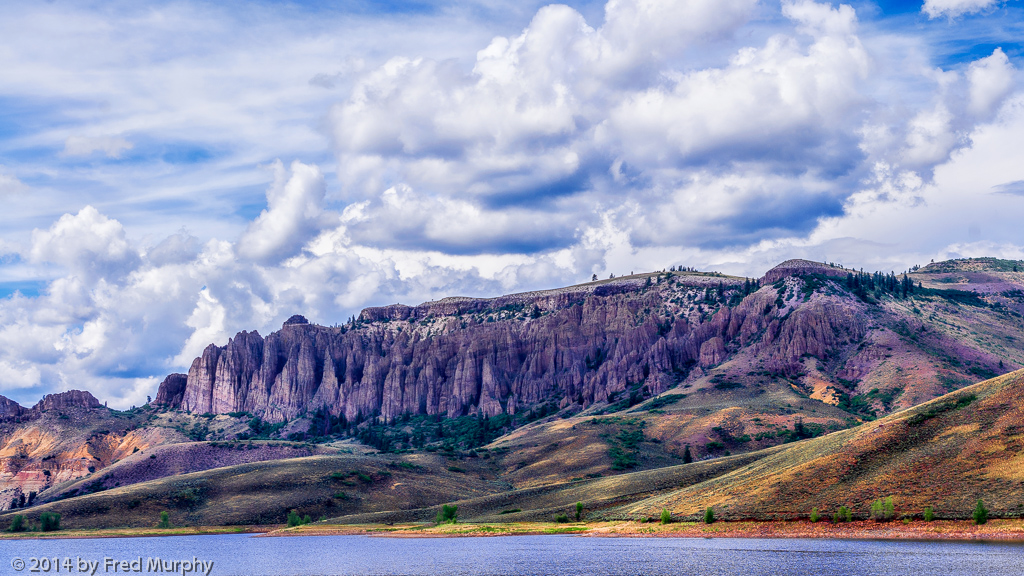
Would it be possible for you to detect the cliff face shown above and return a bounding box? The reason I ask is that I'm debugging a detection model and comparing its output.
[157,260,1024,425]
[157,269,877,423]
[33,390,101,412]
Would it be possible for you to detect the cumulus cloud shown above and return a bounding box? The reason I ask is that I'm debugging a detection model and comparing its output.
[62,135,134,159]
[968,48,1015,117]
[923,0,1001,19]
[237,160,333,264]
[29,206,140,283]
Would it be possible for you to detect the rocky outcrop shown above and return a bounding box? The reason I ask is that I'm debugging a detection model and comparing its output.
[0,395,26,420]
[158,271,874,423]
[762,259,849,284]
[154,374,187,407]
[0,390,101,423]
[32,390,101,412]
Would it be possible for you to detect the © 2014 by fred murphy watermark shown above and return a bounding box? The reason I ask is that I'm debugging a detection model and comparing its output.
[9,556,214,576]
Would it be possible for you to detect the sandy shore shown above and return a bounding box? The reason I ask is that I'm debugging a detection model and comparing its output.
[0,525,273,540]
[263,519,1024,541]
[6,520,1024,541]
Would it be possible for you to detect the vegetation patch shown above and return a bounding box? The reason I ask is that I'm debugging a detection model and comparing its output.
[907,394,977,427]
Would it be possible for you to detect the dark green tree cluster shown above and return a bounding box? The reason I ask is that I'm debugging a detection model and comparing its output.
[287,509,313,527]
[436,504,458,524]
[40,511,60,532]
[9,491,36,510]
[845,270,917,301]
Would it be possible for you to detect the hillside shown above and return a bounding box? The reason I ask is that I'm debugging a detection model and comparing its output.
[606,368,1024,521]
[3,256,1024,522]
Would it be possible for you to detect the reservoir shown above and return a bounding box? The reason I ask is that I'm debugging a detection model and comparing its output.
[4,534,1022,576]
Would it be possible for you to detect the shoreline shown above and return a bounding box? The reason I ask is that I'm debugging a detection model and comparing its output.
[0,525,273,540]
[265,519,1024,542]
[5,520,1024,542]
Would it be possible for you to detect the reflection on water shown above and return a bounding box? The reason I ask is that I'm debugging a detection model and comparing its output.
[4,534,1023,576]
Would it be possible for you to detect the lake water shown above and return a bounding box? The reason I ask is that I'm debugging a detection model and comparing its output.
[3,534,1023,576]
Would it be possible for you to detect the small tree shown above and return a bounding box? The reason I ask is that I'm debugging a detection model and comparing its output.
[554,513,569,523]
[661,508,672,524]
[810,508,820,523]
[703,507,715,524]
[682,445,693,464]
[287,509,302,527]
[923,506,934,522]
[40,511,61,532]
[871,497,894,522]
[576,501,584,522]
[436,504,458,524]
[973,500,988,525]
[8,514,25,533]
[158,511,171,529]
[592,274,598,282]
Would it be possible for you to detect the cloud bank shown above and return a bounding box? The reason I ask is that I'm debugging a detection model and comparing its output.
[0,0,1022,407]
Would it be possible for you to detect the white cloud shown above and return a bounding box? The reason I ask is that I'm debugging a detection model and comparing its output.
[237,160,333,264]
[29,206,140,282]
[62,135,134,159]
[967,48,1015,117]
[922,0,1001,19]
[1,0,1023,409]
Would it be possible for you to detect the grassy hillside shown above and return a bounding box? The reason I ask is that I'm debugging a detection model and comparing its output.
[603,369,1024,521]
[0,452,498,529]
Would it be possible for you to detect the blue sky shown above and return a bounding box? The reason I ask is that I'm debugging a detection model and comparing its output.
[1,0,1023,407]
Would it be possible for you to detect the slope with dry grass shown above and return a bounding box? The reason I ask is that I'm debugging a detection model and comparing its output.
[605,369,1024,521]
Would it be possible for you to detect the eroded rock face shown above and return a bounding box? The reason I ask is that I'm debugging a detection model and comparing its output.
[0,395,25,420]
[154,374,187,407]
[32,390,101,412]
[762,259,848,285]
[157,273,877,423]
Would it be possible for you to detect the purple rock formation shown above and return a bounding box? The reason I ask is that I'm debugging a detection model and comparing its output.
[158,274,867,423]
[32,390,101,412]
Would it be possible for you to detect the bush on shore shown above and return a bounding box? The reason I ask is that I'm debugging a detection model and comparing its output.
[974,500,988,525]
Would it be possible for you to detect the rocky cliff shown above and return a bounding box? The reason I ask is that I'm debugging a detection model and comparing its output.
[159,261,1020,425]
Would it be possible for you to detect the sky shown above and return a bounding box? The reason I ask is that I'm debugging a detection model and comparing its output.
[1,0,1023,408]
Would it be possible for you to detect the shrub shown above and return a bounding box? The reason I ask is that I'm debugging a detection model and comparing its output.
[436,504,458,524]
[40,511,61,532]
[576,501,584,522]
[974,500,988,525]
[871,497,895,522]
[703,507,715,524]
[833,506,852,523]
[8,514,26,533]
[555,513,569,523]
[158,511,171,528]
[810,508,819,523]
[661,508,672,524]
[923,507,934,522]
[287,510,303,527]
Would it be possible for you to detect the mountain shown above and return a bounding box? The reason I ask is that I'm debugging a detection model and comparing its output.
[3,257,1024,521]
[159,258,1023,435]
